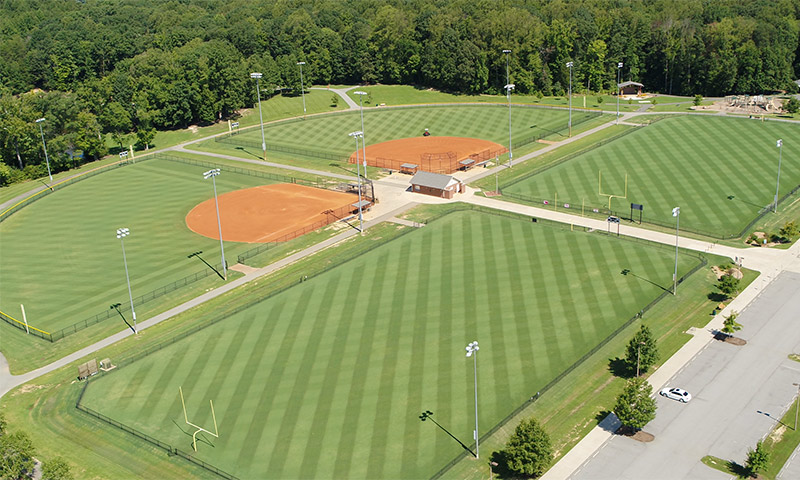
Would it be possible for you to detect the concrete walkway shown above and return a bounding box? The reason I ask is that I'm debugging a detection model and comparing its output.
[0,198,418,398]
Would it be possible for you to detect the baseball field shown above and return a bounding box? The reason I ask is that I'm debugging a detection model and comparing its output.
[79,209,700,479]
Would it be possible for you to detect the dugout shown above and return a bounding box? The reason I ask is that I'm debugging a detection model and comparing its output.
[410,171,464,199]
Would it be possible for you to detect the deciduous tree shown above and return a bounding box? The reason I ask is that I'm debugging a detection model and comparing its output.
[614,377,657,430]
[501,417,552,478]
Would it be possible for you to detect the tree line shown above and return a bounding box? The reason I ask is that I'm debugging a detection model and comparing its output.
[1,0,799,184]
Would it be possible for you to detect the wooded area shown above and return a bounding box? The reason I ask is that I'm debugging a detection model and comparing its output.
[1,0,799,184]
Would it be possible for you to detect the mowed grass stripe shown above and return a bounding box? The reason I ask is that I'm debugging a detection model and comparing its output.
[505,116,799,235]
[0,158,272,331]
[81,211,700,479]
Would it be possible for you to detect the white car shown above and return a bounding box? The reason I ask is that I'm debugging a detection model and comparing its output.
[660,387,692,403]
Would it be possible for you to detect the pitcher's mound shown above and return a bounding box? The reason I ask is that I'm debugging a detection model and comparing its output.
[186,184,360,243]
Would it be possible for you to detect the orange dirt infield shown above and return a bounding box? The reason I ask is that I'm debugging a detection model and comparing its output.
[349,136,507,174]
[186,184,360,243]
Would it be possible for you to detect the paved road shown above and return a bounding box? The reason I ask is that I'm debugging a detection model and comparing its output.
[570,270,800,480]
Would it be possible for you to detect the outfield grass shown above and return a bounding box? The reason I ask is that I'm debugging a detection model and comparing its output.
[502,115,800,238]
[190,104,600,172]
[79,209,698,479]
[0,158,285,338]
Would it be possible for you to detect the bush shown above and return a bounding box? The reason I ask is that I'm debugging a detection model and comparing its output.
[694,94,703,106]
[718,274,740,299]
[784,97,799,114]
[596,96,604,104]
[500,417,552,478]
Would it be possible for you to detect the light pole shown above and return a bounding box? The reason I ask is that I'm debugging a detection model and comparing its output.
[466,341,480,459]
[774,139,783,213]
[636,341,646,377]
[567,62,574,137]
[35,118,53,183]
[354,91,368,176]
[502,49,511,90]
[203,169,227,280]
[793,382,799,430]
[505,83,515,168]
[250,73,267,161]
[672,207,680,295]
[349,131,365,234]
[616,62,623,125]
[116,228,137,333]
[297,61,306,119]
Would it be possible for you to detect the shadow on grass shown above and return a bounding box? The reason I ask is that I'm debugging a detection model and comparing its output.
[235,146,263,160]
[621,268,670,293]
[608,357,632,378]
[488,451,513,479]
[419,410,475,457]
[188,251,225,280]
[726,193,767,211]
[707,292,729,303]
[726,460,749,478]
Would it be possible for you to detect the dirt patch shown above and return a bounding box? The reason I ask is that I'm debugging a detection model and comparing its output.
[351,136,506,174]
[616,426,654,442]
[714,332,747,345]
[711,265,743,280]
[188,125,199,134]
[186,184,361,243]
[770,424,786,444]
[13,384,50,396]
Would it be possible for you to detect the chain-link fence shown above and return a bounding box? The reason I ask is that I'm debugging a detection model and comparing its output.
[75,381,238,479]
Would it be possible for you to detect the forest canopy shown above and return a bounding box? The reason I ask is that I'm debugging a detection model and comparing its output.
[1,0,799,183]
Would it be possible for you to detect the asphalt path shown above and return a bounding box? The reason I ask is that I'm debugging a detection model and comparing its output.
[570,270,800,480]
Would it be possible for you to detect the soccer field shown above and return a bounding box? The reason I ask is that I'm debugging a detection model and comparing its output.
[80,210,700,479]
[503,115,800,237]
[220,104,599,160]
[0,157,275,335]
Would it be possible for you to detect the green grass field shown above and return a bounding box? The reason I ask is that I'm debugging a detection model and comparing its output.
[80,210,698,479]
[193,104,600,169]
[0,157,284,336]
[502,115,800,237]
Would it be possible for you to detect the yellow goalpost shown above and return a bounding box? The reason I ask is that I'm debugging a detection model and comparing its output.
[598,170,628,212]
[179,386,219,452]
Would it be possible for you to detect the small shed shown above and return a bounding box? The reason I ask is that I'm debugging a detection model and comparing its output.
[618,81,644,96]
[400,163,419,174]
[410,171,464,199]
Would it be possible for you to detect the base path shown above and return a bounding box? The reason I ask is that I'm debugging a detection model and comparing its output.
[186,183,360,243]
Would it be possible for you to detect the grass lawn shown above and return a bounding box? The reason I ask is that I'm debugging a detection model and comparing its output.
[501,115,800,238]
[192,104,600,172]
[0,154,362,371]
[78,209,698,479]
[0,90,346,206]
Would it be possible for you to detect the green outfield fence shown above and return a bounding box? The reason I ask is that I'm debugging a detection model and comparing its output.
[75,381,238,480]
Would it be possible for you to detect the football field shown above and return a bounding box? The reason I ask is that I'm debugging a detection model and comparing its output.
[80,209,700,479]
[503,116,800,237]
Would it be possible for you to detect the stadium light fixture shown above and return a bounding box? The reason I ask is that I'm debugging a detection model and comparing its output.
[35,118,53,183]
[203,168,227,279]
[466,341,480,458]
[502,49,511,91]
[505,84,515,168]
[349,131,365,234]
[774,139,783,213]
[567,62,574,137]
[616,62,623,125]
[297,61,306,119]
[116,227,137,333]
[353,91,368,178]
[672,207,680,295]
[250,73,267,161]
